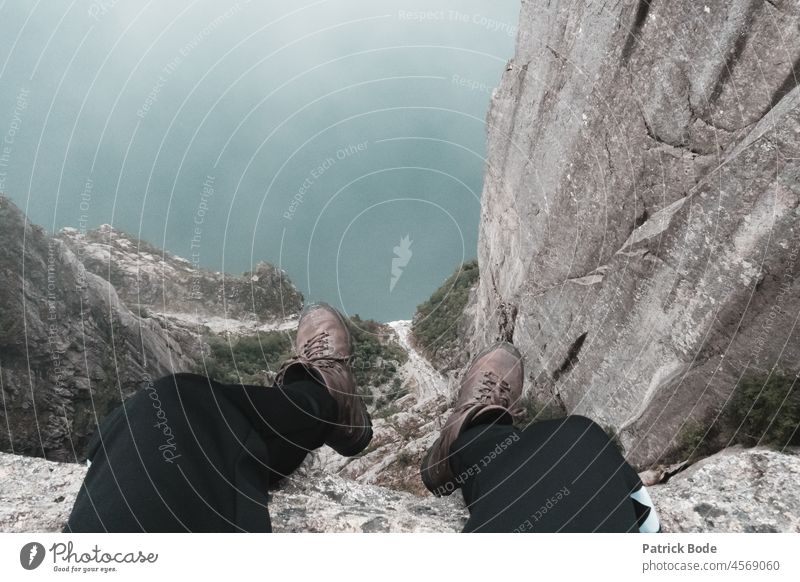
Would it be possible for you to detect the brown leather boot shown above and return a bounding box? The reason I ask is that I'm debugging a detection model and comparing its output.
[420,342,523,496]
[276,303,372,456]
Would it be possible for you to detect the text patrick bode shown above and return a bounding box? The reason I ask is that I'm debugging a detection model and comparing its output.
[49,542,158,570]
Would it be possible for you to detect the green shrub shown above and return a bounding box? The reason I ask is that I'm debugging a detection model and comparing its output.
[196,331,292,385]
[671,372,799,463]
[675,415,721,462]
[395,449,416,467]
[133,304,151,319]
[513,392,539,427]
[373,402,403,419]
[411,260,478,362]
[195,315,408,389]
[388,377,409,401]
[513,392,564,428]
[726,373,800,448]
[349,315,408,389]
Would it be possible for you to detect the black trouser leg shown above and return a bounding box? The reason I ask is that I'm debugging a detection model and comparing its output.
[450,415,647,532]
[65,373,336,533]
[221,372,337,486]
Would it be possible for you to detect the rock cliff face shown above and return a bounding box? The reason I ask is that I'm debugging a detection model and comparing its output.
[472,0,800,467]
[0,197,195,460]
[59,225,303,326]
[0,196,303,461]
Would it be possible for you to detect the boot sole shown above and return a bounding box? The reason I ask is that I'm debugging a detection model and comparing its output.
[328,396,373,457]
[420,440,456,497]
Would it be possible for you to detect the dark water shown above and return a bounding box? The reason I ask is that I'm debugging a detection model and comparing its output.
[0,0,519,322]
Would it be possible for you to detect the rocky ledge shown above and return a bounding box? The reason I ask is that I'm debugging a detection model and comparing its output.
[0,451,466,533]
[649,447,800,533]
[3,447,798,533]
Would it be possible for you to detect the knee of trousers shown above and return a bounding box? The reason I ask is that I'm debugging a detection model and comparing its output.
[560,414,606,438]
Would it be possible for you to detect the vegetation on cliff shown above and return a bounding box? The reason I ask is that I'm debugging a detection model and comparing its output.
[676,372,800,462]
[411,260,478,370]
[194,315,408,392]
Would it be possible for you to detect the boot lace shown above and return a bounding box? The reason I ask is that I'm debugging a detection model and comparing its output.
[299,331,333,361]
[276,330,348,383]
[474,370,513,408]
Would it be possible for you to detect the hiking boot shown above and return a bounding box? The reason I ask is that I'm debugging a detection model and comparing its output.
[276,302,372,456]
[420,342,523,496]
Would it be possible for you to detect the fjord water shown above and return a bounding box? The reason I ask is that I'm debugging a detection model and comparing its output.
[0,0,518,322]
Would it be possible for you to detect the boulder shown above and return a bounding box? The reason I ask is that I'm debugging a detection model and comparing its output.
[650,447,800,532]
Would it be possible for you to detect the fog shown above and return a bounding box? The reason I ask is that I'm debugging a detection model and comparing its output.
[0,0,520,321]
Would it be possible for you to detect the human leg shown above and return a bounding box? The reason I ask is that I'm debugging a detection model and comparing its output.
[450,415,649,532]
[66,302,371,533]
[65,372,336,533]
[421,341,658,533]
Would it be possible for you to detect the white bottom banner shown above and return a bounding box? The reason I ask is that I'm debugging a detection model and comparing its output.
[1,533,797,581]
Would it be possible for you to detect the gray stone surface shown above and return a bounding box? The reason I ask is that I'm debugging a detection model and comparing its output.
[651,447,800,532]
[269,470,466,533]
[58,224,303,324]
[5,447,798,533]
[0,452,84,532]
[0,451,466,533]
[471,0,800,468]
